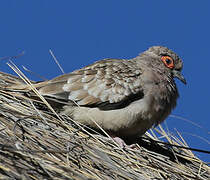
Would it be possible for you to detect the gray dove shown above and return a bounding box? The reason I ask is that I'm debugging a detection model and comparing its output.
[13,46,186,144]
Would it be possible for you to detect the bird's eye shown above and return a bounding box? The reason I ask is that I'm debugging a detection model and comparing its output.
[161,56,174,69]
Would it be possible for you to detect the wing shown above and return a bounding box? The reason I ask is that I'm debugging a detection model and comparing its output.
[38,59,144,110]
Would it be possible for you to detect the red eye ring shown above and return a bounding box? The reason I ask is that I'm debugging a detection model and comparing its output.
[161,56,174,69]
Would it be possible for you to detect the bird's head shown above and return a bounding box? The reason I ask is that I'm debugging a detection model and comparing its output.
[141,46,186,84]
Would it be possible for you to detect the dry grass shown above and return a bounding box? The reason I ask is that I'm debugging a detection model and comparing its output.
[0,71,209,180]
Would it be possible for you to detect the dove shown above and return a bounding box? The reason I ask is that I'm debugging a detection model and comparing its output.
[11,46,186,145]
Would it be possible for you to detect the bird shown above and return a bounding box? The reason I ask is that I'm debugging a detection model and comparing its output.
[11,46,186,145]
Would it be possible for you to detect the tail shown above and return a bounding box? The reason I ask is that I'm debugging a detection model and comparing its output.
[0,71,28,88]
[0,71,67,111]
[0,71,49,92]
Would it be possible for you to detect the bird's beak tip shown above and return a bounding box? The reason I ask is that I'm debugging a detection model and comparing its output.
[172,70,187,85]
[181,78,187,85]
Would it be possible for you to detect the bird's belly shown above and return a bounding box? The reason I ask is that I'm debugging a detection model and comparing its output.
[66,96,162,137]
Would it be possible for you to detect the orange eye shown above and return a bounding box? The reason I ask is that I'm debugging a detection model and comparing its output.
[161,56,174,69]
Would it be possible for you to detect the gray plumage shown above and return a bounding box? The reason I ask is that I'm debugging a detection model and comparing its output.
[17,46,187,139]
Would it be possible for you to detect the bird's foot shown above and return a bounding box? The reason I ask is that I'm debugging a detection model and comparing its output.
[112,136,137,149]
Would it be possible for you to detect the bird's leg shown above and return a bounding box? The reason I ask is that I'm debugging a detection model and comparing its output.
[109,134,137,149]
[112,136,127,148]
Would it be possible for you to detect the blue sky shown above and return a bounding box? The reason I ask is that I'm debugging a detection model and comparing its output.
[0,1,209,162]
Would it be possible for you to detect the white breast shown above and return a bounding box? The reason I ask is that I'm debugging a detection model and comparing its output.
[64,94,158,137]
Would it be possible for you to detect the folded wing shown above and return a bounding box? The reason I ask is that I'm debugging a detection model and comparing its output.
[38,59,145,110]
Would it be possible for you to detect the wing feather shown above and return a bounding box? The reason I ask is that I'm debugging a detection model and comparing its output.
[38,59,144,109]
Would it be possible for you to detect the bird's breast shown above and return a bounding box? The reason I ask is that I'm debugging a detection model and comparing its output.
[62,77,178,137]
[64,91,174,137]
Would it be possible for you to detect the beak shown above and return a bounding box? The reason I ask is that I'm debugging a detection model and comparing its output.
[172,70,187,84]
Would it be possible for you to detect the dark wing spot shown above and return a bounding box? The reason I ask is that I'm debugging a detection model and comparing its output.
[83,91,144,111]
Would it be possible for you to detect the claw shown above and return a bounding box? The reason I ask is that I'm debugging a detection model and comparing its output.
[112,136,137,149]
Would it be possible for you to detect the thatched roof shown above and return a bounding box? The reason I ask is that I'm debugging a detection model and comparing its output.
[0,71,209,180]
